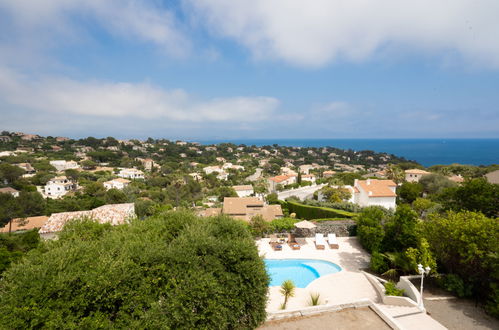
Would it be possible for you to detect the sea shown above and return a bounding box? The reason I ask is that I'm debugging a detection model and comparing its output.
[197,139,499,167]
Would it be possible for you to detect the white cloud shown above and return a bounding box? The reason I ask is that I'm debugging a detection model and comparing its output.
[0,0,190,56]
[185,0,499,67]
[0,67,279,122]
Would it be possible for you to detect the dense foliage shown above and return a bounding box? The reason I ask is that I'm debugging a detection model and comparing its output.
[0,211,269,329]
[0,230,40,276]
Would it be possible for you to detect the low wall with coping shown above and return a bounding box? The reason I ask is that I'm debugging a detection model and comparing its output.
[362,272,419,308]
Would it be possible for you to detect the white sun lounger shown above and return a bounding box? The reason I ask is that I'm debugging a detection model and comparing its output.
[328,233,339,249]
[315,233,326,250]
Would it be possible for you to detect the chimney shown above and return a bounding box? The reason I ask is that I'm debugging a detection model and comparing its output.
[366,179,371,185]
[369,191,373,196]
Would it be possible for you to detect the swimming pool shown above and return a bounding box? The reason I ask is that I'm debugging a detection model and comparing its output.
[265,259,342,288]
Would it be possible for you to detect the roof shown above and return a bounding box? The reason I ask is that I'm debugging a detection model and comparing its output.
[485,170,499,184]
[197,208,222,217]
[269,175,291,183]
[39,203,135,234]
[405,169,430,175]
[0,216,49,233]
[232,185,253,191]
[356,179,397,197]
[105,178,131,184]
[223,197,263,215]
[448,175,465,183]
[0,187,19,194]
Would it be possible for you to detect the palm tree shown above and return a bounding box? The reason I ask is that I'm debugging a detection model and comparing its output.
[280,280,296,309]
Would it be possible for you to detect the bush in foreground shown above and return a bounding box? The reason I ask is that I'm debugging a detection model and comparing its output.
[0,211,269,329]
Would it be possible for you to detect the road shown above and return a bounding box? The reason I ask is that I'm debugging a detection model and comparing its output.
[246,168,263,182]
[277,184,326,201]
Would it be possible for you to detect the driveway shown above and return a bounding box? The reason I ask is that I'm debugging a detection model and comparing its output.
[277,184,326,201]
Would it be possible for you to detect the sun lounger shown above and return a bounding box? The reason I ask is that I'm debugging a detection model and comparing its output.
[315,233,326,250]
[327,233,339,249]
[272,243,283,251]
[287,233,300,250]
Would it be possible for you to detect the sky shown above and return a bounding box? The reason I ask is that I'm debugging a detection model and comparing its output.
[0,0,499,140]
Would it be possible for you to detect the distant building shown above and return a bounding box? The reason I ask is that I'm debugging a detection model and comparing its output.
[0,187,20,197]
[222,197,283,222]
[50,160,80,172]
[267,175,297,192]
[323,170,336,178]
[448,174,465,184]
[301,174,316,183]
[0,216,49,234]
[485,170,499,184]
[15,163,35,174]
[353,179,397,210]
[232,185,254,198]
[405,169,430,183]
[44,176,77,198]
[118,168,144,179]
[103,178,131,190]
[39,203,135,239]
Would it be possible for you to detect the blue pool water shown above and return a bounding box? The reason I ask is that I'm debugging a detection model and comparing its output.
[265,259,342,288]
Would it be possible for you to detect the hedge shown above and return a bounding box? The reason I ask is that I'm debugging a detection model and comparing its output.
[312,218,355,222]
[286,201,357,220]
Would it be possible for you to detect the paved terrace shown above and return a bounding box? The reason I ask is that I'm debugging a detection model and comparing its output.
[257,237,380,312]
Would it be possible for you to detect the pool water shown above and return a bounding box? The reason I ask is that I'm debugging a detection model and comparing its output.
[265,259,342,288]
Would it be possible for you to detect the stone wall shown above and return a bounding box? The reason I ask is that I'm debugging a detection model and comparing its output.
[315,220,357,237]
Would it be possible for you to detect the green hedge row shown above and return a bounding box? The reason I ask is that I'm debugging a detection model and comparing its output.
[312,218,356,222]
[286,201,357,220]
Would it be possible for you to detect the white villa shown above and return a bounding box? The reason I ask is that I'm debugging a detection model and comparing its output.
[118,168,144,180]
[405,169,431,183]
[49,160,80,172]
[267,175,297,192]
[301,174,316,183]
[353,179,397,209]
[232,185,254,198]
[44,176,78,198]
[103,178,131,190]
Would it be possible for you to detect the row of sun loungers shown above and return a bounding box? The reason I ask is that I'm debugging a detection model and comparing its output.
[268,233,339,251]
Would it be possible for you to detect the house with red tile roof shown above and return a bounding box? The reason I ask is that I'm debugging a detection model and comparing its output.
[353,179,397,209]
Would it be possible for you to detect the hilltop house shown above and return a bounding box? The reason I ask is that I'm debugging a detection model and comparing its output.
[405,169,430,183]
[301,174,316,183]
[39,203,135,239]
[0,187,20,197]
[118,168,144,180]
[44,176,78,198]
[232,185,254,198]
[103,178,131,190]
[353,179,397,210]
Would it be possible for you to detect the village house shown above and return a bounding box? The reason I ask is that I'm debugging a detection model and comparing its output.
[103,178,131,190]
[49,160,80,172]
[301,174,316,183]
[405,169,431,182]
[39,203,135,239]
[323,170,336,178]
[232,185,254,198]
[0,187,20,197]
[118,168,144,180]
[267,175,297,192]
[448,174,465,184]
[353,179,397,210]
[44,176,78,198]
[136,158,156,171]
[485,170,499,184]
[15,163,35,174]
[198,197,283,222]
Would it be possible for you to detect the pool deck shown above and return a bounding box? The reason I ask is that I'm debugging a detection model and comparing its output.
[258,236,381,312]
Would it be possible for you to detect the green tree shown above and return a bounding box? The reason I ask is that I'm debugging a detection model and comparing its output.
[0,212,269,328]
[83,182,106,198]
[104,188,128,204]
[397,182,423,204]
[216,186,237,202]
[249,215,269,237]
[383,205,420,251]
[437,178,499,218]
[0,164,24,185]
[356,206,387,253]
[419,173,456,195]
[424,211,498,311]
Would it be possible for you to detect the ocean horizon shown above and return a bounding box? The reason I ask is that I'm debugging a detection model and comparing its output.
[197,138,499,167]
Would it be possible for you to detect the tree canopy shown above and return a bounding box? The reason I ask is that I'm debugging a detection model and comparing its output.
[0,211,269,328]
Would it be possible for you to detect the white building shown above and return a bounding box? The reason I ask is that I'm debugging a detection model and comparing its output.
[103,178,131,190]
[50,160,80,172]
[267,175,297,192]
[301,174,316,183]
[405,169,430,183]
[232,185,254,198]
[203,165,222,175]
[118,168,144,180]
[44,176,78,198]
[353,179,397,210]
[0,187,20,197]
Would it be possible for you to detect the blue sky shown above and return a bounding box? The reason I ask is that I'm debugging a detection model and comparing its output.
[0,0,498,140]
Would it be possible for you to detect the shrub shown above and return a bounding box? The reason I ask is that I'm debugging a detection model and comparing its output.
[269,217,298,232]
[437,274,473,298]
[249,215,270,237]
[370,251,389,274]
[384,281,405,296]
[0,211,269,329]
